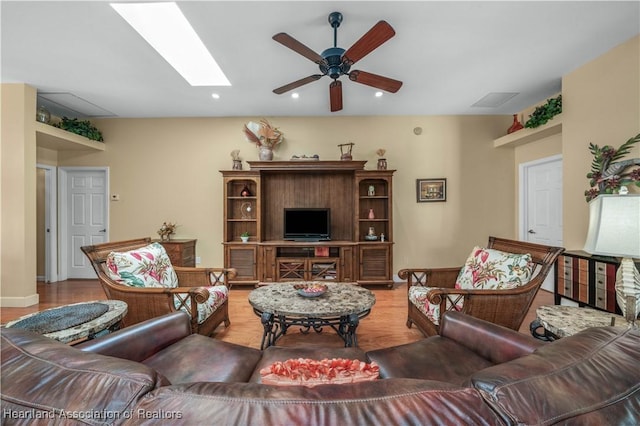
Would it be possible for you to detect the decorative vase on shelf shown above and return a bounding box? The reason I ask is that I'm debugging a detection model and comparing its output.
[240,185,251,197]
[258,146,273,161]
[507,114,524,134]
[368,208,375,219]
[36,106,50,124]
[232,159,242,170]
[377,158,387,170]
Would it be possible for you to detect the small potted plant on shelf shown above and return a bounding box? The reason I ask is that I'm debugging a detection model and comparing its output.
[240,232,250,243]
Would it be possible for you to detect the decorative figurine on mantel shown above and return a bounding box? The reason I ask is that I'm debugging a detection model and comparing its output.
[243,119,284,161]
[157,222,177,241]
[339,142,354,161]
[231,149,242,170]
[376,148,387,170]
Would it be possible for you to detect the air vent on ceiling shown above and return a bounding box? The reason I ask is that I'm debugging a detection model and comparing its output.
[471,92,519,108]
[37,92,116,118]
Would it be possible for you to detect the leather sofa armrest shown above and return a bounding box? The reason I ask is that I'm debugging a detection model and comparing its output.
[76,311,192,362]
[439,312,545,364]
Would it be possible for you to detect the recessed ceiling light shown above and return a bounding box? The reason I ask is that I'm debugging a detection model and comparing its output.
[375,92,383,97]
[211,93,220,99]
[111,2,231,87]
[291,93,299,99]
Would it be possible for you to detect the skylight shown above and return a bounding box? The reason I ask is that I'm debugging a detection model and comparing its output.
[111,2,230,86]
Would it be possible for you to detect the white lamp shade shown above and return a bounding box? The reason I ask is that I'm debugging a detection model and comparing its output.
[583,194,640,258]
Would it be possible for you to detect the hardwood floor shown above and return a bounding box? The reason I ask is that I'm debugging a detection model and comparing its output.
[1,280,554,351]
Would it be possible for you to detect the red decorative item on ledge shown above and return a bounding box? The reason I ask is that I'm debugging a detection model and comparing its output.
[507,114,524,134]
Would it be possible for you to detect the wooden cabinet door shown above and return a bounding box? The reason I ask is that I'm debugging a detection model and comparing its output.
[261,245,276,283]
[340,246,355,282]
[359,244,390,283]
[276,258,306,281]
[226,245,257,284]
[309,258,339,281]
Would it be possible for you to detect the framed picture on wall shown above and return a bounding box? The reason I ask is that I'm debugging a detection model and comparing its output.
[416,178,446,202]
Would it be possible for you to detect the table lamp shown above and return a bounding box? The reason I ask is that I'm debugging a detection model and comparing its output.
[583,194,640,326]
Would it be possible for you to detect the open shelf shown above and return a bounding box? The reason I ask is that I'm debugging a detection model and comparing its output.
[493,114,563,148]
[35,121,105,151]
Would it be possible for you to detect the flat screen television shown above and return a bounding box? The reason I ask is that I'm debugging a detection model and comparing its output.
[284,208,331,241]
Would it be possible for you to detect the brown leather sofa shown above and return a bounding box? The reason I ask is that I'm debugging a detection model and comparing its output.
[2,311,638,425]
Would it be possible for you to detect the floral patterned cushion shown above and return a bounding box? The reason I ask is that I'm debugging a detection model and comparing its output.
[106,242,178,288]
[408,247,534,326]
[455,247,534,290]
[408,286,462,326]
[175,285,228,324]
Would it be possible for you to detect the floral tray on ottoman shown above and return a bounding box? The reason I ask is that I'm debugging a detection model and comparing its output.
[260,358,380,387]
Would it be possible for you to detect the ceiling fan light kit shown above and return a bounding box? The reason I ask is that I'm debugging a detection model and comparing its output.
[272,12,403,112]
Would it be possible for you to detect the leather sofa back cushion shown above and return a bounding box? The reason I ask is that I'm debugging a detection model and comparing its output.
[470,327,640,425]
[1,329,167,422]
[132,379,503,426]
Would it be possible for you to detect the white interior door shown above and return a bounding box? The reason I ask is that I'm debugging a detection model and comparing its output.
[59,167,109,279]
[37,164,57,283]
[520,155,563,292]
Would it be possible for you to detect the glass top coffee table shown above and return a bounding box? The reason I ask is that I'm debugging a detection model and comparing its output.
[248,282,375,349]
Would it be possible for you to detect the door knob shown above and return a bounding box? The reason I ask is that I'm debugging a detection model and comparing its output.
[528,229,536,234]
[99,229,106,233]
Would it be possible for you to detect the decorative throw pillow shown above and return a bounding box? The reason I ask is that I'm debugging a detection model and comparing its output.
[260,358,379,387]
[455,247,534,290]
[175,285,229,324]
[106,242,178,288]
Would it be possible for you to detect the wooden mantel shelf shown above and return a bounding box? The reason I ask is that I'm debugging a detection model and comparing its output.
[493,114,563,148]
[35,121,105,151]
[247,160,367,171]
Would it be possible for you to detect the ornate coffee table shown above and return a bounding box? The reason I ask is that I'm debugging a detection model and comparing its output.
[248,282,375,349]
[4,300,127,344]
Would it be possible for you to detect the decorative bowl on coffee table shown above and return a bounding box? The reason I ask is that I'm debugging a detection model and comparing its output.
[293,283,328,298]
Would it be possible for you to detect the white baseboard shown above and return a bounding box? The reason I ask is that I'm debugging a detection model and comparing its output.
[0,294,40,308]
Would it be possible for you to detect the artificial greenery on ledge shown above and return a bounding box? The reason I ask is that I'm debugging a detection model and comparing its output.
[524,95,562,129]
[53,117,104,142]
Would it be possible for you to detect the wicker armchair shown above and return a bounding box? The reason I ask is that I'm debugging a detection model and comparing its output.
[398,236,564,337]
[81,238,236,337]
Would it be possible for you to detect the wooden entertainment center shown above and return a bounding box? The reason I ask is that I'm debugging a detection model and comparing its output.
[221,161,394,287]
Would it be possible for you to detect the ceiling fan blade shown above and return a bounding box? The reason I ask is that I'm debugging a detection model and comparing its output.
[273,33,325,64]
[273,75,323,94]
[349,70,403,93]
[330,80,343,112]
[342,21,395,66]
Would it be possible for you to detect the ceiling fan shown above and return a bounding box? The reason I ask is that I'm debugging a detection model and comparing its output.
[272,12,403,112]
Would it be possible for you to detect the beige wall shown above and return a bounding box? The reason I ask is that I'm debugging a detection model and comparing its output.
[0,84,39,306]
[562,34,640,250]
[508,35,639,250]
[57,115,514,270]
[3,35,638,306]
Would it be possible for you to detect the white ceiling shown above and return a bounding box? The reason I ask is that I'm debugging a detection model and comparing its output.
[2,1,639,118]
